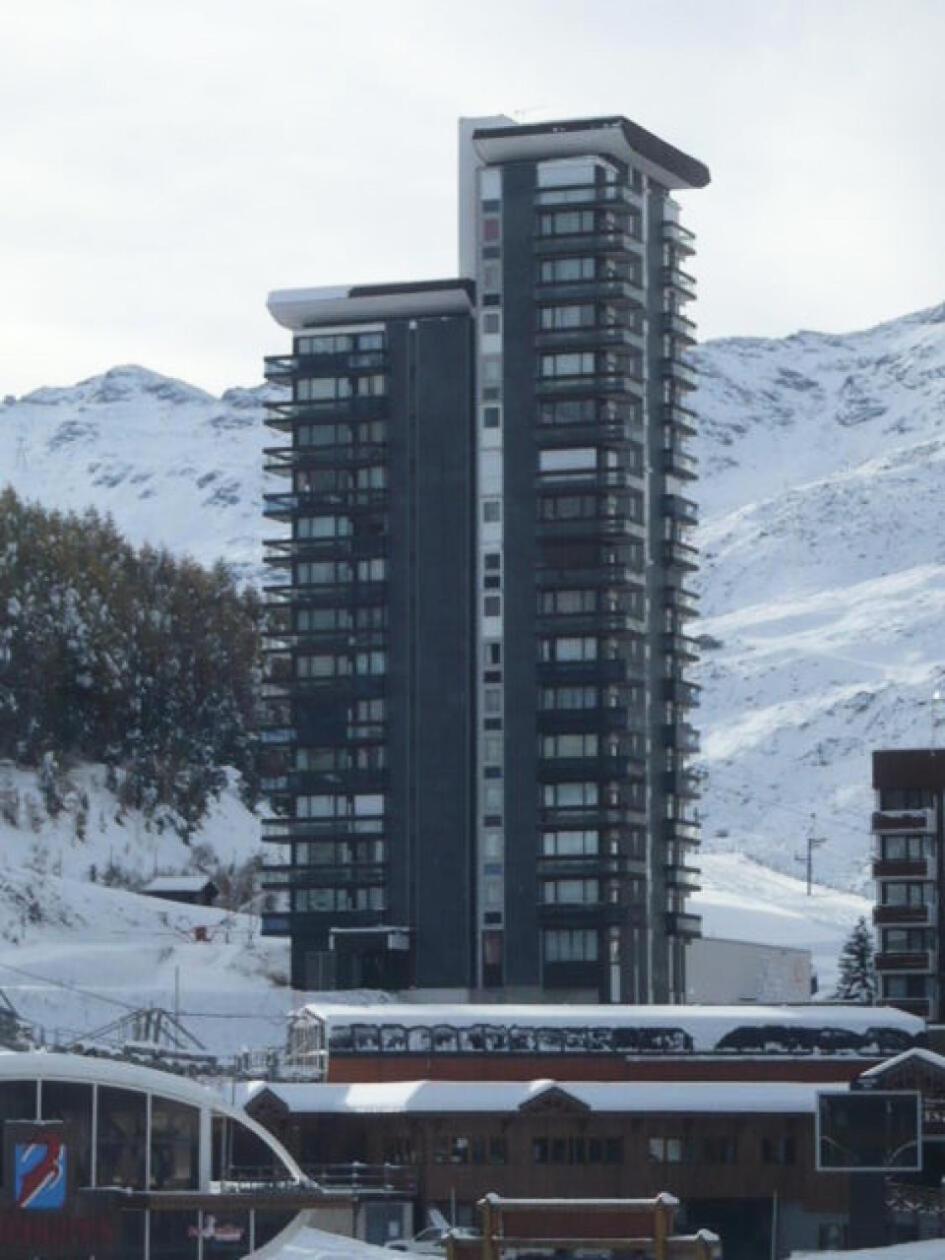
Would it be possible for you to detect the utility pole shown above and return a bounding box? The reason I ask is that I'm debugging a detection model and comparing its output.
[796,814,827,896]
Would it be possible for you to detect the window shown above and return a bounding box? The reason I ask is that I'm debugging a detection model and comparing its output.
[356,465,387,489]
[882,882,931,906]
[543,928,598,962]
[879,788,935,810]
[297,515,352,539]
[703,1136,738,1165]
[539,303,597,331]
[542,878,600,904]
[482,262,501,293]
[541,733,598,758]
[150,1098,199,1190]
[355,651,386,675]
[39,1082,92,1188]
[538,398,600,426]
[483,500,502,523]
[532,1135,618,1164]
[482,216,501,243]
[539,447,597,474]
[762,1136,796,1165]
[538,210,596,236]
[539,636,597,662]
[482,311,501,335]
[542,781,599,809]
[884,974,933,999]
[540,352,595,379]
[483,688,502,715]
[648,1137,688,1164]
[483,595,501,617]
[483,406,501,428]
[97,1087,147,1189]
[539,588,597,614]
[883,928,933,953]
[539,257,596,283]
[539,686,598,711]
[297,653,348,679]
[881,834,932,861]
[357,558,387,582]
[541,830,600,857]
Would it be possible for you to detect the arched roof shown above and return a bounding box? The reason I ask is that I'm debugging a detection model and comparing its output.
[0,1050,306,1184]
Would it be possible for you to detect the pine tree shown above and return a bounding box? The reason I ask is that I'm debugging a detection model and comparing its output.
[833,916,877,1003]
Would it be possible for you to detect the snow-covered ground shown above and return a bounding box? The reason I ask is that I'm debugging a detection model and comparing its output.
[695,853,870,992]
[791,1242,945,1260]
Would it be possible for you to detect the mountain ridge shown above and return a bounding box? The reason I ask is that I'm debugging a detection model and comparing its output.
[4,299,945,891]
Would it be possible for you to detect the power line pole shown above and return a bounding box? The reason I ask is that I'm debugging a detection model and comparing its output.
[796,814,827,896]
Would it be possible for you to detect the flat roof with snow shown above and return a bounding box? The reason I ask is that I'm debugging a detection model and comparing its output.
[292,1002,923,1057]
[247,1078,839,1117]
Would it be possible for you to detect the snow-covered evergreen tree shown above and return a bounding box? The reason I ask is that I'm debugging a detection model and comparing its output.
[0,488,261,834]
[832,916,877,1003]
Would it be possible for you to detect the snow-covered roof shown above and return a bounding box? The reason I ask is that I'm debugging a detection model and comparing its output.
[0,1052,304,1183]
[293,1001,923,1053]
[246,1078,839,1117]
[141,874,216,893]
[860,1047,945,1078]
[254,1221,397,1260]
[268,281,474,331]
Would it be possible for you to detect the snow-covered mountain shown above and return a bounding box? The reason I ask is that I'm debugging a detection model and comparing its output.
[696,301,945,890]
[3,299,945,894]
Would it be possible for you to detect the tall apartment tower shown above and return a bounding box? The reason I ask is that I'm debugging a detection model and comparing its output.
[872,748,945,1022]
[261,116,710,1002]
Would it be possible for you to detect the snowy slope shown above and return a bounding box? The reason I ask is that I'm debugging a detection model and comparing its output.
[3,301,945,896]
[696,301,945,889]
[0,366,270,581]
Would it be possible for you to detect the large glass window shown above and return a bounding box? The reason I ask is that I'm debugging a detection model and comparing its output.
[97,1087,147,1189]
[150,1098,199,1191]
[40,1081,93,1187]
[543,928,598,962]
[0,1081,38,1188]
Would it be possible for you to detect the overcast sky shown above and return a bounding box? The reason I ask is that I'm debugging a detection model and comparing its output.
[3,0,944,397]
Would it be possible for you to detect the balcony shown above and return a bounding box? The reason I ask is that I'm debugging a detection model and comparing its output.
[534,231,643,260]
[664,310,697,343]
[664,768,700,799]
[662,356,699,391]
[263,395,389,431]
[664,632,699,661]
[663,266,697,301]
[872,809,935,834]
[664,402,697,438]
[537,564,643,589]
[664,678,701,707]
[263,354,297,385]
[664,585,699,617]
[534,277,645,307]
[873,903,934,926]
[662,221,696,255]
[534,184,640,210]
[535,373,644,400]
[664,494,698,525]
[872,858,932,879]
[666,865,702,893]
[662,444,698,480]
[534,325,645,354]
[875,951,933,973]
[664,539,699,572]
[666,910,702,938]
[664,723,700,754]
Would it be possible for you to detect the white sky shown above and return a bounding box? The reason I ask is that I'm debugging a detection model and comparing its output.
[2,0,944,397]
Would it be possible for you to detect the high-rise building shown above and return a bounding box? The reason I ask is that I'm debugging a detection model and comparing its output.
[261,115,710,1002]
[871,748,944,1021]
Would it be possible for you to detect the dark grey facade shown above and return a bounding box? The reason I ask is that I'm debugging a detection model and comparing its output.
[262,116,709,1000]
[872,748,945,1023]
